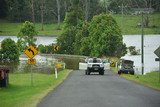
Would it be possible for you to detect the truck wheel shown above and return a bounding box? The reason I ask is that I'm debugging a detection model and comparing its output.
[99,71,104,75]
[85,71,87,75]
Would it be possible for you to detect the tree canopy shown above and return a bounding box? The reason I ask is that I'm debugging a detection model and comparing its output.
[80,14,127,57]
[0,38,19,62]
[17,21,37,52]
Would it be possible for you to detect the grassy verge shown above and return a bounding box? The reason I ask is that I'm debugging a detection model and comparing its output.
[0,69,72,107]
[111,68,160,90]
[121,71,160,91]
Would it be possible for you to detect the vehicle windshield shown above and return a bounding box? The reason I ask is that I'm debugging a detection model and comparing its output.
[88,59,102,63]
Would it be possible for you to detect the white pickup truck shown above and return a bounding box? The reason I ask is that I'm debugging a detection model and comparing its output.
[85,58,104,75]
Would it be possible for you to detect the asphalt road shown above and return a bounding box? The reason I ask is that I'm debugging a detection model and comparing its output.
[38,70,160,107]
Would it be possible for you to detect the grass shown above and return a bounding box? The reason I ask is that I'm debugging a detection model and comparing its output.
[0,13,160,36]
[0,19,62,36]
[0,69,71,107]
[121,72,160,91]
[113,13,160,34]
[111,67,160,90]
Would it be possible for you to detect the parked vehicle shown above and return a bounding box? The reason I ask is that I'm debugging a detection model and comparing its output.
[118,59,135,75]
[85,58,104,75]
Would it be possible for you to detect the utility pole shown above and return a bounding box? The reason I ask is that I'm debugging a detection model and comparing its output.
[141,12,144,75]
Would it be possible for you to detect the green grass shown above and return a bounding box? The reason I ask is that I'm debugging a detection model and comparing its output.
[0,70,71,107]
[111,67,160,90]
[0,13,159,36]
[113,13,160,34]
[121,72,160,90]
[0,20,62,36]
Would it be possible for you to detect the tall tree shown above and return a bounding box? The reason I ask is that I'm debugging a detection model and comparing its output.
[17,21,37,52]
[82,13,127,57]
[84,0,89,21]
[0,0,8,18]
[57,0,83,54]
[56,0,61,27]
[40,0,45,31]
[31,0,35,23]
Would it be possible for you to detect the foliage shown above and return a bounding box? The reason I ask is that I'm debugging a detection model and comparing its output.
[86,13,126,57]
[38,44,54,54]
[0,38,19,62]
[57,0,83,54]
[0,0,8,18]
[17,21,37,52]
[128,46,139,55]
[73,21,89,55]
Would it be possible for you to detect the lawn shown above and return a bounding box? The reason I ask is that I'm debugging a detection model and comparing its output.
[121,71,160,91]
[0,20,62,36]
[0,13,159,36]
[112,67,160,91]
[113,13,160,34]
[0,70,71,107]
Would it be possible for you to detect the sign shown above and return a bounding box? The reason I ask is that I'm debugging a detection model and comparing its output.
[154,46,160,58]
[55,63,63,69]
[24,45,38,58]
[53,45,59,52]
[28,58,36,65]
[155,58,160,61]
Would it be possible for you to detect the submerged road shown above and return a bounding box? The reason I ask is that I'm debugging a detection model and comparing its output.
[38,70,160,107]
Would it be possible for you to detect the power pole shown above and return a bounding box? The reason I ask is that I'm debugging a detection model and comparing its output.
[141,12,144,75]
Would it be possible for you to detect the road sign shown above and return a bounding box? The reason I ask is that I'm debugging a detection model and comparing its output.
[24,45,38,58]
[55,63,63,69]
[154,46,160,58]
[28,58,36,65]
[54,45,59,52]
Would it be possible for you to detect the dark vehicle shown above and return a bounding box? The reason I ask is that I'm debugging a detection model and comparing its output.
[118,59,135,75]
[85,58,104,75]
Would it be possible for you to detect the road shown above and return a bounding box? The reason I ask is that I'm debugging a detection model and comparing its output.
[38,70,160,107]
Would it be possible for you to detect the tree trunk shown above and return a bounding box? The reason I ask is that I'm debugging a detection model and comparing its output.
[31,0,35,24]
[56,0,60,28]
[85,0,89,21]
[41,0,44,31]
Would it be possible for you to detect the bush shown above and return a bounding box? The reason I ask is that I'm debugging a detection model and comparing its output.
[0,38,19,62]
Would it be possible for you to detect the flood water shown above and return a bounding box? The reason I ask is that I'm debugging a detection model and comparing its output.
[0,36,57,45]
[122,35,160,74]
[0,35,160,74]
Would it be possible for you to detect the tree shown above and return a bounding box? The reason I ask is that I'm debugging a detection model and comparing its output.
[31,0,35,23]
[57,0,83,54]
[6,0,32,22]
[56,0,61,27]
[17,21,37,52]
[0,38,19,62]
[74,21,89,55]
[87,13,126,57]
[0,0,8,18]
